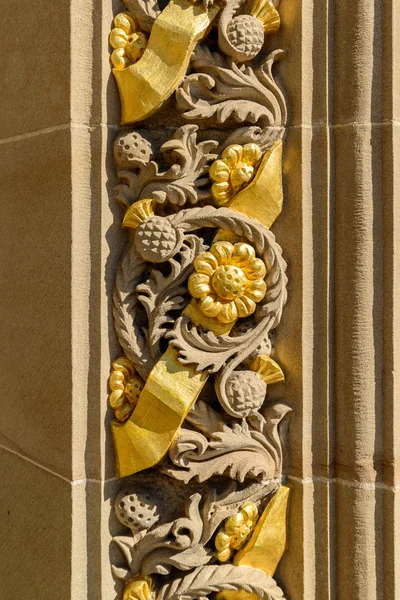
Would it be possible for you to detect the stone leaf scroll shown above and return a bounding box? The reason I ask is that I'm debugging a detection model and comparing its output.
[108,1,291,600]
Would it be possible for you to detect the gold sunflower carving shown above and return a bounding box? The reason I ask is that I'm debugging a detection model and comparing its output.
[188,241,267,325]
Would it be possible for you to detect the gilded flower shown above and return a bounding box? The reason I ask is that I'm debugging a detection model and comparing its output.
[215,502,258,562]
[123,576,153,600]
[109,357,144,422]
[188,241,267,324]
[110,12,148,70]
[209,144,262,205]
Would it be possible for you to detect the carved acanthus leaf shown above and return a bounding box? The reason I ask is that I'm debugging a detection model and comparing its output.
[115,126,218,208]
[115,161,159,207]
[177,47,287,150]
[167,319,244,373]
[113,242,152,379]
[141,125,218,206]
[158,565,287,600]
[137,235,205,362]
[167,403,292,484]
[116,494,210,577]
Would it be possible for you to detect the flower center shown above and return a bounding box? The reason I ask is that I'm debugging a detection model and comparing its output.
[212,265,247,301]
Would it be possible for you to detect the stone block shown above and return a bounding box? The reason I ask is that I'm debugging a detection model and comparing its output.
[0,447,71,600]
[0,0,70,139]
[0,130,72,479]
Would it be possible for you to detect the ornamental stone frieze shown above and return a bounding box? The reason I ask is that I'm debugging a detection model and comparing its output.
[108,1,291,599]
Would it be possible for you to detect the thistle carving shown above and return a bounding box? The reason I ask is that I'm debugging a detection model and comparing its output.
[108,1,291,599]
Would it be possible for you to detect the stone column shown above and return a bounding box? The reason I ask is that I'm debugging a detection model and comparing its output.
[275,1,400,599]
[333,2,400,599]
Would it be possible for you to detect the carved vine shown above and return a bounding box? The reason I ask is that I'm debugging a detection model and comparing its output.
[108,1,291,599]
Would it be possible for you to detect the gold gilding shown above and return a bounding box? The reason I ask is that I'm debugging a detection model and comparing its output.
[250,0,281,34]
[183,299,234,336]
[217,486,290,600]
[235,486,290,573]
[215,502,258,562]
[112,295,237,477]
[113,0,220,124]
[225,140,284,230]
[109,357,144,422]
[210,144,263,205]
[112,346,207,477]
[123,576,153,600]
[123,199,155,230]
[110,13,148,70]
[249,355,285,385]
[188,241,267,325]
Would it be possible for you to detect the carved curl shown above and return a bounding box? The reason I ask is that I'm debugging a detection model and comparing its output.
[166,205,287,417]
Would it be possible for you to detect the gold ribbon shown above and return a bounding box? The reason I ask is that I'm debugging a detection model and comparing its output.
[112,141,283,478]
[217,486,291,600]
[112,346,207,477]
[113,0,220,125]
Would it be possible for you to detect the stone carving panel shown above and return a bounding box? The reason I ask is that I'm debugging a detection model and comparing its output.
[108,1,291,599]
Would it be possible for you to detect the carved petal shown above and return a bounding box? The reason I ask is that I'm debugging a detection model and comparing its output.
[210,242,234,265]
[199,294,222,317]
[219,301,238,323]
[109,389,124,409]
[111,48,130,70]
[244,257,267,280]
[113,12,136,34]
[222,145,243,168]
[232,242,256,267]
[246,280,267,302]
[209,160,230,183]
[234,296,256,318]
[109,371,126,389]
[194,252,218,277]
[215,532,231,550]
[188,273,211,299]
[212,182,232,204]
[242,143,263,166]
[110,27,129,49]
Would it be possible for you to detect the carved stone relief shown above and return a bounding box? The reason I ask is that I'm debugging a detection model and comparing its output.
[108,1,291,599]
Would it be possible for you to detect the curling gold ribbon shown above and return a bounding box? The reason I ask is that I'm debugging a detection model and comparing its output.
[217,486,291,600]
[112,141,284,478]
[113,0,220,125]
[112,346,207,478]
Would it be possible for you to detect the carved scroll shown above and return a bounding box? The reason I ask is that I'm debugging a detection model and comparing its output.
[108,1,291,599]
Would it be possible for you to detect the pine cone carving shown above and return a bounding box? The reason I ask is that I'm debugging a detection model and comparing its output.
[225,370,267,417]
[134,216,180,263]
[226,16,265,62]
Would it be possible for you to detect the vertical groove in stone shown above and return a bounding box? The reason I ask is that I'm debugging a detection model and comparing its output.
[275,0,334,598]
[381,3,400,599]
[333,2,383,599]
